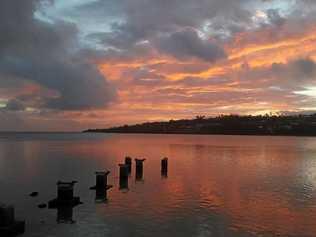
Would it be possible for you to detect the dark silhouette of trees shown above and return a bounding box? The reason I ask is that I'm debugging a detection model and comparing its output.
[84,114,316,136]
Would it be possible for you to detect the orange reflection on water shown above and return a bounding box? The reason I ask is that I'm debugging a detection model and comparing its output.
[9,134,315,236]
[81,134,316,236]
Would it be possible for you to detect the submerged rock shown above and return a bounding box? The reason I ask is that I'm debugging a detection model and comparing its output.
[38,204,47,209]
[29,192,39,197]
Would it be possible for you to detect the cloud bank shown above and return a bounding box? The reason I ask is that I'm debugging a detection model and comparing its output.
[0,0,116,112]
[1,0,316,130]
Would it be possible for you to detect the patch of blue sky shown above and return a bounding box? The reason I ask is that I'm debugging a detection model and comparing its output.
[34,0,123,50]
[259,0,296,16]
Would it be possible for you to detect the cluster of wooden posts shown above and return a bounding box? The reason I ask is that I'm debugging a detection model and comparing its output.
[0,157,168,236]
[109,156,168,192]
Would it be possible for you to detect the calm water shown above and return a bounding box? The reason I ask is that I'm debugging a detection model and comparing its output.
[1,133,316,237]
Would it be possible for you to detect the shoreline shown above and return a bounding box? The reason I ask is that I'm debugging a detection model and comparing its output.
[83,131,316,138]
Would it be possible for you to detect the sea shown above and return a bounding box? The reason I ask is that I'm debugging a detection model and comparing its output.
[1,132,316,237]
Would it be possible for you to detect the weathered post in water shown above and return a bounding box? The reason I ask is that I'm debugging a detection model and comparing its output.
[48,181,81,224]
[48,181,81,208]
[90,171,113,201]
[125,157,132,174]
[119,164,129,190]
[90,171,111,190]
[57,182,74,202]
[0,204,25,235]
[135,158,146,181]
[161,157,168,177]
[90,171,113,202]
[96,171,110,189]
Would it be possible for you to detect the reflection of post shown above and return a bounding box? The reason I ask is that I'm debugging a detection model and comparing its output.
[135,159,146,181]
[57,206,74,224]
[119,164,129,190]
[125,157,132,174]
[119,179,129,190]
[0,204,25,235]
[161,157,168,178]
[95,188,108,202]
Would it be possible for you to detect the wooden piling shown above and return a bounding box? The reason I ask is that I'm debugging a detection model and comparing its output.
[119,164,129,190]
[161,157,168,177]
[125,157,132,173]
[57,182,74,202]
[135,158,146,180]
[90,171,111,190]
[48,181,81,208]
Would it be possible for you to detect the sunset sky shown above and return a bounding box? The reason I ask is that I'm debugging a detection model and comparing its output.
[1,0,316,131]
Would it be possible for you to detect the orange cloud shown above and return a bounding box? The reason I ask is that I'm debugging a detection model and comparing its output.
[93,24,316,126]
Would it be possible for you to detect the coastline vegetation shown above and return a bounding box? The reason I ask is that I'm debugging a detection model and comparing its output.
[84,114,316,136]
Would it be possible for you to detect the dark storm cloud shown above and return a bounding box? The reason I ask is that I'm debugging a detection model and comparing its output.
[121,0,254,32]
[90,22,147,50]
[0,58,116,110]
[3,99,25,111]
[271,58,316,81]
[87,0,259,60]
[155,29,226,61]
[84,0,316,62]
[0,0,116,111]
[83,0,316,55]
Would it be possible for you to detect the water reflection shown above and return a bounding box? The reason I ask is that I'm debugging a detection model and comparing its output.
[1,133,316,236]
[119,179,129,191]
[57,206,75,224]
[95,189,109,203]
[135,172,143,181]
[161,170,168,179]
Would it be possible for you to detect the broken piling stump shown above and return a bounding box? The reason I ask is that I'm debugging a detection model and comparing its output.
[119,164,129,190]
[125,157,132,174]
[90,171,113,202]
[135,158,146,181]
[90,171,112,191]
[0,204,25,236]
[161,157,168,177]
[48,181,81,209]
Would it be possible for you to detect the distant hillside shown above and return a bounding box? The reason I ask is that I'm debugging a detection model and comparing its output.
[84,114,316,136]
